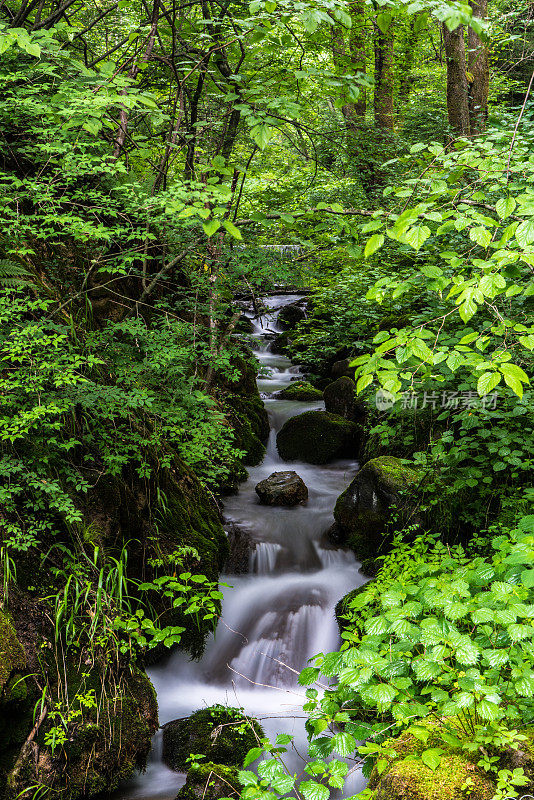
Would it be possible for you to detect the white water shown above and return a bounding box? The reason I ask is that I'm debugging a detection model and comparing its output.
[117,295,368,800]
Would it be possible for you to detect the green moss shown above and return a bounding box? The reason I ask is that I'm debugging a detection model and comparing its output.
[368,723,501,800]
[276,410,361,464]
[163,705,263,771]
[333,457,420,560]
[368,456,420,494]
[177,762,240,800]
[6,668,159,800]
[277,381,323,401]
[0,611,26,694]
[335,583,371,633]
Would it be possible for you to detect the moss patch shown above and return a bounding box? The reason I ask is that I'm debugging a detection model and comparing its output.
[0,611,26,694]
[162,705,263,772]
[277,381,323,401]
[177,761,240,800]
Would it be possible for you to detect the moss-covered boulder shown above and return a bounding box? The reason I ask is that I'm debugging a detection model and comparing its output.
[277,410,362,464]
[5,668,158,800]
[277,381,323,401]
[333,456,420,559]
[177,762,240,800]
[323,377,366,423]
[368,724,500,800]
[162,705,263,772]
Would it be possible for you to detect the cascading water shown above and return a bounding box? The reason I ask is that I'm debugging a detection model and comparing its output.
[117,295,368,800]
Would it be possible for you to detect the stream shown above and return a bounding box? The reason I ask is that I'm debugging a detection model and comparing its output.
[119,294,368,800]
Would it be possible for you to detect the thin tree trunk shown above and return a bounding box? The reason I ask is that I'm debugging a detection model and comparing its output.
[442,23,471,135]
[398,17,420,102]
[348,0,367,119]
[374,23,395,129]
[468,0,489,133]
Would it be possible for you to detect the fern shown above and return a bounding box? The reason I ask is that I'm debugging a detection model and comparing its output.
[0,259,33,287]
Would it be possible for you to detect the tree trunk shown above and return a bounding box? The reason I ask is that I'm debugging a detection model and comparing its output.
[442,23,471,135]
[374,22,395,129]
[398,17,420,102]
[348,0,367,120]
[331,0,366,130]
[468,0,489,133]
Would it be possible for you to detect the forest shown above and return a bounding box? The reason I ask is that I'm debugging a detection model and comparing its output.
[0,0,533,799]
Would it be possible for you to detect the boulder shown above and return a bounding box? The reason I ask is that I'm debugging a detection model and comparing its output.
[255,471,308,506]
[276,410,361,465]
[331,358,354,380]
[176,762,240,800]
[333,456,420,559]
[162,705,262,772]
[277,381,323,401]
[323,377,366,422]
[277,301,306,329]
[368,724,500,800]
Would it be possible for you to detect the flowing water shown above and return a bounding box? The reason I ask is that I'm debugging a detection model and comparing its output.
[119,295,368,800]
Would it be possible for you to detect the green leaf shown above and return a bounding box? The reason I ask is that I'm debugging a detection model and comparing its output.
[459,298,477,323]
[331,731,356,756]
[299,667,320,685]
[202,219,221,237]
[299,780,330,800]
[364,234,384,258]
[243,747,263,767]
[500,362,530,384]
[356,374,372,393]
[516,218,534,247]
[222,220,242,240]
[477,371,501,396]
[420,264,443,278]
[421,748,443,772]
[405,225,431,250]
[376,11,392,32]
[496,196,516,219]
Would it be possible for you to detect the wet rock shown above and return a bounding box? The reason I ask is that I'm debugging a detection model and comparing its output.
[333,456,420,559]
[323,377,366,423]
[224,524,255,574]
[163,706,262,772]
[277,301,307,329]
[176,762,240,800]
[255,471,308,506]
[276,381,323,401]
[276,410,361,465]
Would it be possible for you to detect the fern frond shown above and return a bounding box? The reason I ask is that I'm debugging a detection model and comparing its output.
[0,259,33,288]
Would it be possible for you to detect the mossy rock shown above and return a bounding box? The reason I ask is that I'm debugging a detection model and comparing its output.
[277,381,323,401]
[0,611,26,695]
[323,377,366,423]
[369,723,504,800]
[163,705,263,772]
[177,762,240,800]
[5,668,158,800]
[334,456,421,559]
[276,410,362,465]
